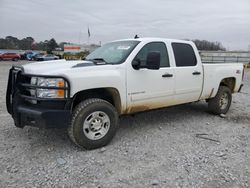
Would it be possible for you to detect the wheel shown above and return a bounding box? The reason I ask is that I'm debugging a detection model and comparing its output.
[12,58,18,61]
[68,98,119,149]
[208,86,232,114]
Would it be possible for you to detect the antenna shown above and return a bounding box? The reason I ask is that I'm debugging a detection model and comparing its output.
[134,35,139,39]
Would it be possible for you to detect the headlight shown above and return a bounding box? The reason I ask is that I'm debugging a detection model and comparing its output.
[30,77,67,99]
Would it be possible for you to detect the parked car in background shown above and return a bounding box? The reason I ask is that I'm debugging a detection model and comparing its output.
[22,51,33,60]
[19,52,26,60]
[32,53,45,61]
[0,53,20,61]
[36,54,59,61]
[26,52,40,61]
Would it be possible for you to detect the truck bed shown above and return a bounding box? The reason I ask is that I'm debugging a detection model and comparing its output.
[200,63,243,100]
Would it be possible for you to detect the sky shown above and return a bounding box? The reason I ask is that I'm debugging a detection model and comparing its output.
[0,0,250,50]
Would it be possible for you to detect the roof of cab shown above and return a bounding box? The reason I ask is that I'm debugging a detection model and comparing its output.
[114,37,194,44]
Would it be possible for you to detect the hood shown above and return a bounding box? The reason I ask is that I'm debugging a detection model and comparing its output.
[23,59,98,75]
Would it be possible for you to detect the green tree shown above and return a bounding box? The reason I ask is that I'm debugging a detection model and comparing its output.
[19,37,34,50]
[58,42,69,51]
[192,39,226,51]
[46,38,58,53]
[5,36,19,49]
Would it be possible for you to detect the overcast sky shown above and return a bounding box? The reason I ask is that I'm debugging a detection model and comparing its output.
[0,0,250,50]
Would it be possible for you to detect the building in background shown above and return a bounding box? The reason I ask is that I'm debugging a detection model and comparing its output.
[64,44,100,53]
[63,43,100,60]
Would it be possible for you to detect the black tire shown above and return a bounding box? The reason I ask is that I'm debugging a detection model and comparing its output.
[208,86,232,114]
[68,98,119,150]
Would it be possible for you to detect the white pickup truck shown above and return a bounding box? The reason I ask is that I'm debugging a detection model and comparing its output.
[6,38,244,149]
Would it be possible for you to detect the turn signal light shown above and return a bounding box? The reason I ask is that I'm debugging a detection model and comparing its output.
[57,80,65,98]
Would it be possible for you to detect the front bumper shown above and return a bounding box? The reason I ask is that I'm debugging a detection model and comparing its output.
[16,105,71,128]
[6,66,72,128]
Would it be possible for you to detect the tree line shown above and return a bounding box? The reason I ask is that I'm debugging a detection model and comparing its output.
[0,36,226,51]
[0,36,69,53]
[192,39,226,51]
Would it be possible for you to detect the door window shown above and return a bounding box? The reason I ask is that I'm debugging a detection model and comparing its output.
[172,43,197,67]
[133,42,170,67]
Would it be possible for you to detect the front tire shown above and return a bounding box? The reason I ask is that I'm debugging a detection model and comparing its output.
[68,98,119,150]
[208,86,232,114]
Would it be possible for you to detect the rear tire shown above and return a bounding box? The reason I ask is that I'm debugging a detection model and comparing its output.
[68,98,119,150]
[208,86,232,114]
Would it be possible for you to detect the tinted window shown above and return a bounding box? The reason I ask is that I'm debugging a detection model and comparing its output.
[134,42,169,67]
[172,43,197,67]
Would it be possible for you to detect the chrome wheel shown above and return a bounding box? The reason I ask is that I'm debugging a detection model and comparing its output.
[83,111,110,140]
[219,93,229,110]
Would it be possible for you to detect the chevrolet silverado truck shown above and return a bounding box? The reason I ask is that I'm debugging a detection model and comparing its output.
[6,38,244,149]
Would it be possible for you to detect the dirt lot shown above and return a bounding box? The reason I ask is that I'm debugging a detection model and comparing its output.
[0,60,249,188]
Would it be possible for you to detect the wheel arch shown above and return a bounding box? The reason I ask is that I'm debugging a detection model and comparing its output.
[219,77,236,92]
[71,87,122,114]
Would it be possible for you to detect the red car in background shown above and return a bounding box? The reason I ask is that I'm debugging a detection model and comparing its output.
[0,53,21,61]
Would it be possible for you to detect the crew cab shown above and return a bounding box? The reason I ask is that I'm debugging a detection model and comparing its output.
[6,38,244,149]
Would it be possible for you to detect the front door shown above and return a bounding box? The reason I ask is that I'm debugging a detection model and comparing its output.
[126,42,175,113]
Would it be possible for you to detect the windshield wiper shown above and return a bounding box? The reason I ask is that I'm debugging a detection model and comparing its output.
[86,58,107,65]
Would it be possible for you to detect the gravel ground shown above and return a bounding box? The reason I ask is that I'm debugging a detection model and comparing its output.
[0,61,249,188]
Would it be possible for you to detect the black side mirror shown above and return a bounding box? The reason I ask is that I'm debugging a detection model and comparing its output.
[132,59,141,70]
[146,51,160,70]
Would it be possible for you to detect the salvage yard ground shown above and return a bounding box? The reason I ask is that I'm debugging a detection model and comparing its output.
[0,61,249,188]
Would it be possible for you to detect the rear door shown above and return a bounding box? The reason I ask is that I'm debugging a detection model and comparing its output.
[126,42,175,113]
[171,43,203,103]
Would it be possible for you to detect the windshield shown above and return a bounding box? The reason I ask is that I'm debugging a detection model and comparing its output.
[86,40,140,64]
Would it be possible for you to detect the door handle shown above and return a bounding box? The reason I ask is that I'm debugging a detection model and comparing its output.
[162,73,173,78]
[192,71,201,75]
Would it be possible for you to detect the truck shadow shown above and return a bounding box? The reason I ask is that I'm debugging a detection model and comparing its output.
[13,101,210,151]
[117,102,209,135]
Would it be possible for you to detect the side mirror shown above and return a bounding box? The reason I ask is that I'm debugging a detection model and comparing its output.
[146,51,160,70]
[132,59,141,70]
